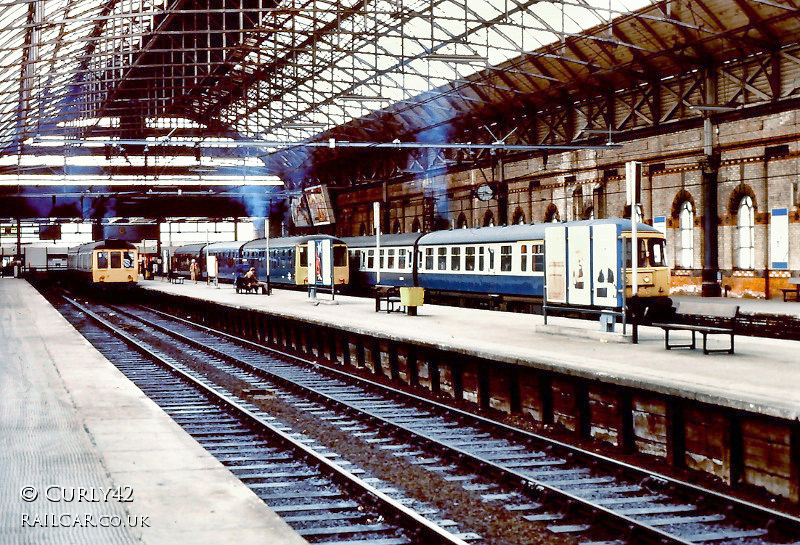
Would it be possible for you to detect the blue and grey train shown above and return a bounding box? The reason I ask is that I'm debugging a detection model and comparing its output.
[170,234,349,287]
[344,219,671,315]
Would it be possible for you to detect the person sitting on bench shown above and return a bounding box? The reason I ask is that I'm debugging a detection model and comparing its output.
[243,267,268,293]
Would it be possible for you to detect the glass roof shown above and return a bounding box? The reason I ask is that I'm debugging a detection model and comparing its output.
[0,0,652,155]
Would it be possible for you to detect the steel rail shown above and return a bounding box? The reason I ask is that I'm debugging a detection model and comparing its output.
[132,303,800,545]
[62,295,472,545]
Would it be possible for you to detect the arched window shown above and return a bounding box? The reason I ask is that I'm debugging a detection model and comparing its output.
[483,210,495,227]
[456,213,468,229]
[737,196,755,269]
[512,208,526,225]
[411,218,421,233]
[678,201,694,269]
[545,204,560,223]
[572,186,583,220]
[582,206,594,220]
[392,219,402,234]
[359,222,367,236]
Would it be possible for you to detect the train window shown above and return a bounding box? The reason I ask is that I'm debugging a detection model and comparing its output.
[532,244,544,272]
[465,247,475,271]
[97,251,108,269]
[398,249,406,270]
[387,249,395,269]
[437,247,447,270]
[451,247,460,271]
[425,248,433,270]
[110,252,121,268]
[488,248,495,271]
[299,246,308,267]
[500,245,512,272]
[123,251,134,269]
[379,249,385,269]
[367,249,374,269]
[334,246,347,267]
[478,247,485,271]
[625,239,648,268]
[649,239,666,267]
[520,245,528,272]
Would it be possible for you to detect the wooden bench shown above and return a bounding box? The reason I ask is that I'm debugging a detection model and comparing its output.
[781,277,800,302]
[651,301,739,355]
[375,285,404,313]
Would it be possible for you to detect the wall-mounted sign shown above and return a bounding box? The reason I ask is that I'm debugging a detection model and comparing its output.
[289,194,313,227]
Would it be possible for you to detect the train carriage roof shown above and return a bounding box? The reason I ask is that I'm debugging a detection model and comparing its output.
[173,243,208,255]
[418,219,659,246]
[241,234,344,251]
[69,239,137,252]
[205,240,247,253]
[341,233,423,249]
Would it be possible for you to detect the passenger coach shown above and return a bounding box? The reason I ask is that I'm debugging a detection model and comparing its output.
[345,219,671,316]
[67,239,138,288]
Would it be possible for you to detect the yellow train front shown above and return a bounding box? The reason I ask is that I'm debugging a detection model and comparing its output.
[67,239,138,289]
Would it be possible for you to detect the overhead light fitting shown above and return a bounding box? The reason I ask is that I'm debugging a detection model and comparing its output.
[689,104,737,112]
[283,122,327,129]
[426,53,488,64]
[338,94,389,103]
[582,129,623,134]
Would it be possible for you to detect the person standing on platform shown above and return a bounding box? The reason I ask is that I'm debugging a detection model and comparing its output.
[190,259,200,283]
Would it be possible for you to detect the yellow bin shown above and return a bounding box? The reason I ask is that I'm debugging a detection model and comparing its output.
[399,286,424,307]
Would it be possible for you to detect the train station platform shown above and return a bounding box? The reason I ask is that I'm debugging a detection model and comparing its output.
[138,279,800,422]
[0,278,308,545]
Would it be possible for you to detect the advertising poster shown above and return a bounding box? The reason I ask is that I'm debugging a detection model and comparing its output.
[545,226,566,303]
[304,185,336,226]
[309,239,333,286]
[567,225,591,306]
[290,194,313,227]
[591,223,620,307]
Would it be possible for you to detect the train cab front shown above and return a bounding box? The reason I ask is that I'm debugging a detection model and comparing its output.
[624,234,672,322]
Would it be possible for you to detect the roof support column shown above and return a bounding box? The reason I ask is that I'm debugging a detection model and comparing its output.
[701,69,721,297]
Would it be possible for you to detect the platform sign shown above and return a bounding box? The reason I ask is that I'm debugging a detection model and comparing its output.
[567,225,592,306]
[309,239,333,286]
[545,226,567,303]
[771,208,789,269]
[592,223,620,308]
[206,255,218,278]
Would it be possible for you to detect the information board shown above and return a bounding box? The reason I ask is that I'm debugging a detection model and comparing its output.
[545,226,567,303]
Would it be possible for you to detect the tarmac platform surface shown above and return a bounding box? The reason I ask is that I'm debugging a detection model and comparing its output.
[140,278,800,422]
[0,278,308,545]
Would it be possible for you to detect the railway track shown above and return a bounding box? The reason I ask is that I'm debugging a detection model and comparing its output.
[59,294,800,545]
[57,295,476,545]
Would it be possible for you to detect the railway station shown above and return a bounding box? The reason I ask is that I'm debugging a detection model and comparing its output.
[2,1,800,544]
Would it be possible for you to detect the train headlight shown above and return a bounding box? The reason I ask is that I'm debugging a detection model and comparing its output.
[643,274,652,284]
[128,275,133,281]
[99,276,105,282]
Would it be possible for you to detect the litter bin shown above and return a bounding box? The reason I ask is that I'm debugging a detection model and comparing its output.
[399,287,424,316]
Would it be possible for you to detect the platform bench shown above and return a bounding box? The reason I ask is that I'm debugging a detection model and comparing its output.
[651,301,739,355]
[170,275,184,284]
[781,277,800,302]
[375,285,404,313]
[235,276,267,294]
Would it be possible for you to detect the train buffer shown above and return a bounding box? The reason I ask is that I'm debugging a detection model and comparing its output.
[651,301,739,355]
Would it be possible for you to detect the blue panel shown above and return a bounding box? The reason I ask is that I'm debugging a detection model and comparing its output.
[772,208,788,216]
[772,261,788,269]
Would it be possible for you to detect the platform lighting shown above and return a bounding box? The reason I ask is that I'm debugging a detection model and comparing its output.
[751,0,793,9]
[582,129,623,134]
[426,53,488,64]
[283,122,327,129]
[689,104,737,112]
[338,94,390,103]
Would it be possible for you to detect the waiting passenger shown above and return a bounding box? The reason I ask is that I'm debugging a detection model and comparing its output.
[190,259,200,283]
[243,267,268,294]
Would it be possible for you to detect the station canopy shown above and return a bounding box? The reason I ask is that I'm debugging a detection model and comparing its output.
[0,0,797,185]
